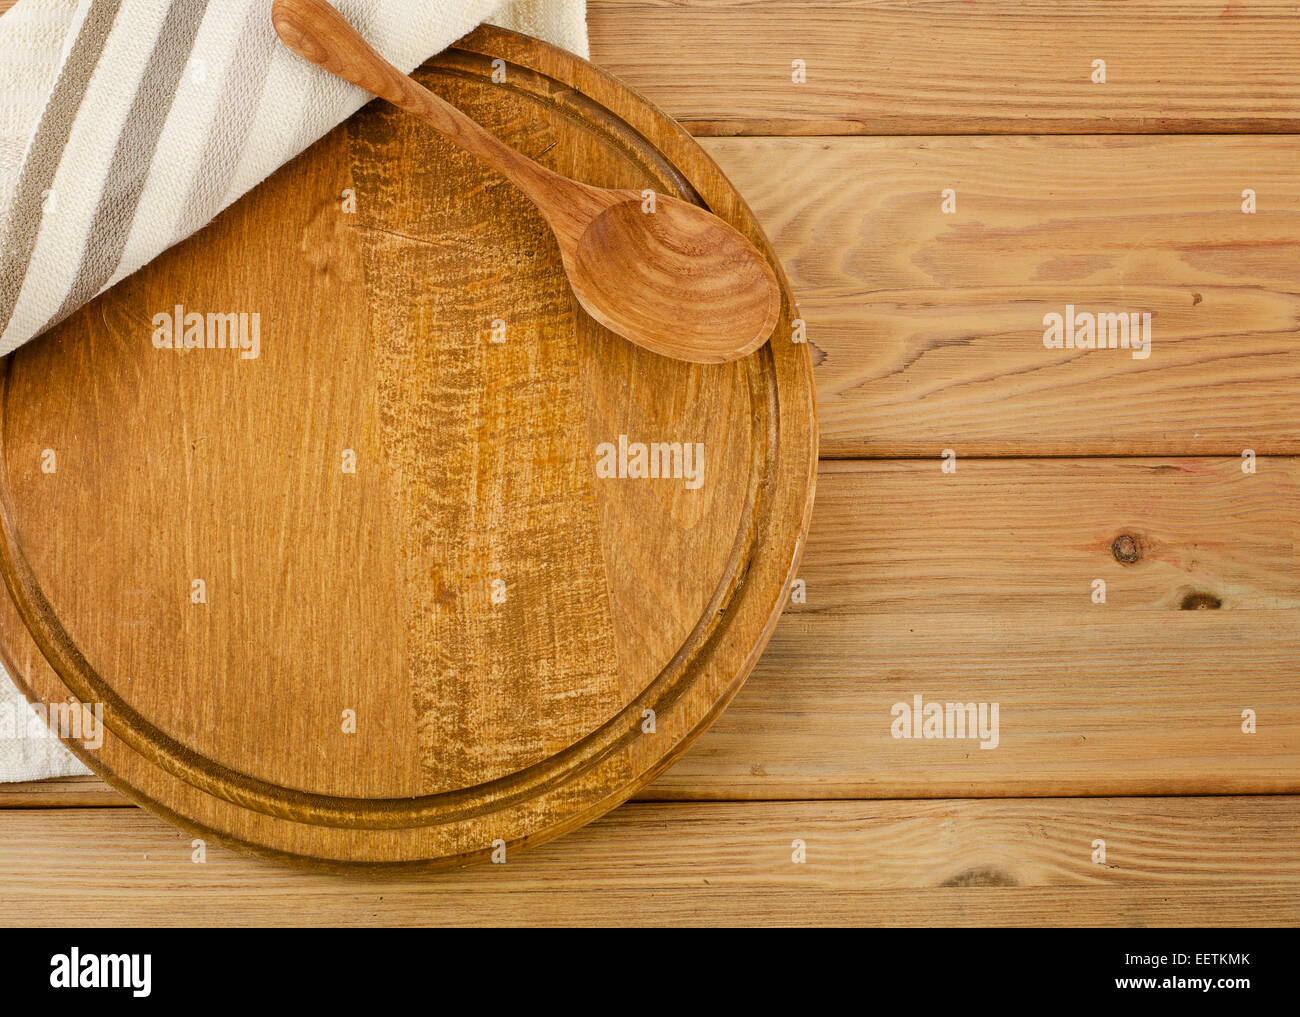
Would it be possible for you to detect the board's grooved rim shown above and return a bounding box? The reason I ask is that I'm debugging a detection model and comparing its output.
[428,51,704,208]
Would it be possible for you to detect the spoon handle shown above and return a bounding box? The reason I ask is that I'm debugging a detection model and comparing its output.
[271,0,572,205]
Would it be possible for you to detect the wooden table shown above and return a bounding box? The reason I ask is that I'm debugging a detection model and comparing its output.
[2,0,1298,926]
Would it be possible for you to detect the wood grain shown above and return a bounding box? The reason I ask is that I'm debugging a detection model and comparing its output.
[794,458,1300,616]
[7,457,1295,804]
[0,28,816,866]
[588,0,1300,135]
[0,776,124,808]
[1,798,1297,925]
[4,0,1297,926]
[701,135,1300,456]
[663,609,1300,799]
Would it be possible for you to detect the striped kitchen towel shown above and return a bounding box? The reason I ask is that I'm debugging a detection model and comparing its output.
[0,0,588,782]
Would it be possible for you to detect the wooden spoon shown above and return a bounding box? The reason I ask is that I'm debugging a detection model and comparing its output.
[270,0,782,364]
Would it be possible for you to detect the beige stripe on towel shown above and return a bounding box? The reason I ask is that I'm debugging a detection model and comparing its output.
[44,0,210,334]
[172,0,276,243]
[0,0,122,337]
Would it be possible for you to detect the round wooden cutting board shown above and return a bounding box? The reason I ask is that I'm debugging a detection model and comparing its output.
[0,27,816,867]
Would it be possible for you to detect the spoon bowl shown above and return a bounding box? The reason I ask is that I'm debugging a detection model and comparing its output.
[566,192,781,363]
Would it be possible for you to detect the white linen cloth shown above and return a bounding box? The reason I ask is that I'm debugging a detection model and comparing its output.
[0,0,588,781]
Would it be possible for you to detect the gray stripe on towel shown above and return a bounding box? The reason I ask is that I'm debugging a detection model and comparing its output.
[0,0,124,340]
[173,0,277,243]
[43,0,213,335]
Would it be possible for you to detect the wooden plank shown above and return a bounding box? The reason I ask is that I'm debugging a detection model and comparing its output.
[8,2,1299,135]
[0,776,125,808]
[15,604,1298,804]
[589,0,1300,135]
[0,797,1296,925]
[659,608,1300,798]
[657,457,1300,798]
[791,458,1300,616]
[5,457,1297,804]
[701,134,1300,456]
